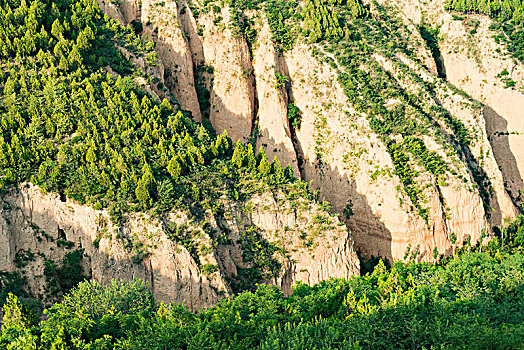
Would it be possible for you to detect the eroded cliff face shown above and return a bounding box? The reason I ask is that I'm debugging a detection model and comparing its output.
[98,0,203,121]
[0,183,359,309]
[377,0,524,203]
[252,13,300,176]
[284,41,508,262]
[95,0,520,264]
[0,183,224,310]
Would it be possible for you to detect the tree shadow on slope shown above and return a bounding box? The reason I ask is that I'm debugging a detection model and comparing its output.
[426,90,509,229]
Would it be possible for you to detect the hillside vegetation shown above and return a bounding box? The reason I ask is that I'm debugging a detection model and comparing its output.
[216,0,494,222]
[445,0,524,62]
[0,0,349,306]
[1,0,524,348]
[1,216,523,349]
[0,0,298,215]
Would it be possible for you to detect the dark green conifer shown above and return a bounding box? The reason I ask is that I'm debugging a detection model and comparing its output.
[167,157,181,179]
[258,149,271,176]
[271,156,285,183]
[232,140,245,168]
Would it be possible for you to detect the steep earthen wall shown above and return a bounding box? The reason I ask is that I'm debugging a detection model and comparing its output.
[0,184,360,308]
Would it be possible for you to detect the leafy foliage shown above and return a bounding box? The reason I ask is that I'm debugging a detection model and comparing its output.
[303,0,367,43]
[0,0,297,221]
[2,216,523,349]
[287,103,303,130]
[43,250,88,297]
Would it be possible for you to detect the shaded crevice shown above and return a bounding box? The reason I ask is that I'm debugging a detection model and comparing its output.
[244,19,259,144]
[434,180,450,241]
[146,257,154,294]
[419,23,447,80]
[275,51,306,180]
[287,109,306,180]
[57,227,66,240]
[250,77,260,144]
[484,105,524,205]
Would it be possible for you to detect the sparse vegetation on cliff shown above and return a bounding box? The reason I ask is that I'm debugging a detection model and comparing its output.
[445,0,524,62]
[1,1,524,349]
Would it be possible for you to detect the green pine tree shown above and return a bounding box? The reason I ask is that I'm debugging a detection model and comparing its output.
[167,157,181,179]
[135,179,152,208]
[258,149,271,177]
[284,164,294,179]
[232,140,245,168]
[1,293,33,333]
[272,157,285,184]
[246,144,257,170]
[141,163,156,191]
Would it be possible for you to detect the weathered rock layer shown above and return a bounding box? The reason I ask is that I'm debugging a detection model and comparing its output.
[0,184,359,309]
[96,0,521,264]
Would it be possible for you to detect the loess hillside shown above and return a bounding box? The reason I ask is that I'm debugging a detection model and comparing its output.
[0,0,524,346]
[0,0,360,310]
[97,0,523,263]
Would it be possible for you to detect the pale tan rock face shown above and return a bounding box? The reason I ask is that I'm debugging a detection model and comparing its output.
[283,41,487,262]
[100,0,255,141]
[1,184,359,307]
[253,14,300,176]
[283,31,517,261]
[198,7,255,142]
[98,0,203,121]
[247,192,360,294]
[97,0,126,25]
[94,0,520,266]
[140,0,203,121]
[120,0,141,23]
[178,0,206,65]
[0,183,224,310]
[376,0,524,204]
[378,52,517,224]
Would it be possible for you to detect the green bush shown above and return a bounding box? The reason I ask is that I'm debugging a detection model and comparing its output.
[2,216,523,349]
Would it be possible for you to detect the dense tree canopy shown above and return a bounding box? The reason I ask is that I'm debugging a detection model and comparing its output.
[0,0,297,218]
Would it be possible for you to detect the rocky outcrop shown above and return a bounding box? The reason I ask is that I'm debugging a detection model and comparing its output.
[94,1,520,264]
[284,42,482,262]
[0,183,359,309]
[253,14,300,176]
[141,0,203,121]
[376,0,524,204]
[0,183,224,310]
[102,0,257,140]
[98,0,202,121]
[195,6,255,142]
[284,34,518,261]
